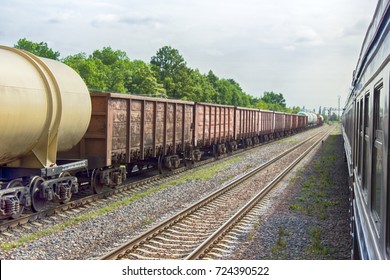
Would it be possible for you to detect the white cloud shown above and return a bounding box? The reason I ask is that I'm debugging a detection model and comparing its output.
[0,0,379,109]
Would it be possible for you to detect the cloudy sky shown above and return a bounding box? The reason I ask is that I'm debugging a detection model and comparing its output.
[0,0,379,111]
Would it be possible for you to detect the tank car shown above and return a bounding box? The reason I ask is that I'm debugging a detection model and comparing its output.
[0,46,91,218]
[298,111,317,126]
[341,0,389,259]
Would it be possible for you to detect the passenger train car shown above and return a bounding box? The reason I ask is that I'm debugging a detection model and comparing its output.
[342,0,389,260]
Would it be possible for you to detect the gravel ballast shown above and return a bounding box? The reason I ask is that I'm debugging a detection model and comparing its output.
[226,125,351,259]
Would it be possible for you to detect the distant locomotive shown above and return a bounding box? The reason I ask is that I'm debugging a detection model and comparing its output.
[342,0,389,260]
[0,45,319,220]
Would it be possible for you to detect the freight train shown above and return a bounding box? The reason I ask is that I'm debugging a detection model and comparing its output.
[341,0,389,259]
[0,45,320,220]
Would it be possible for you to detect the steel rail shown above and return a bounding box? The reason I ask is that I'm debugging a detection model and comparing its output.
[100,126,329,260]
[186,127,333,259]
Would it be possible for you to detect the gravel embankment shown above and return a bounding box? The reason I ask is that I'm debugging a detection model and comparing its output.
[226,124,350,259]
[0,126,345,260]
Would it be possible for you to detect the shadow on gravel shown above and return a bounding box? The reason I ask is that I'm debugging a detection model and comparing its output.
[229,131,351,260]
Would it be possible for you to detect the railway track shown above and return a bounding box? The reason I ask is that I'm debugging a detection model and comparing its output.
[100,126,331,260]
[0,128,314,233]
[0,158,213,232]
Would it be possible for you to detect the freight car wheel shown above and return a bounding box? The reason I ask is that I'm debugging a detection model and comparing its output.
[184,159,194,168]
[91,169,104,194]
[59,172,72,203]
[30,176,46,212]
[158,155,169,174]
[6,180,25,219]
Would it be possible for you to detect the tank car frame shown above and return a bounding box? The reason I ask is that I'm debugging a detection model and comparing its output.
[0,45,91,219]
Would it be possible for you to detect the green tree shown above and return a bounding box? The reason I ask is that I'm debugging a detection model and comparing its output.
[151,46,195,99]
[151,46,186,80]
[63,53,107,90]
[261,91,286,108]
[189,69,218,102]
[126,60,166,97]
[14,38,60,60]
[64,47,133,93]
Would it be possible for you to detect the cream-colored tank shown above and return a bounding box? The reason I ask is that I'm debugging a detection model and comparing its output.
[0,45,91,168]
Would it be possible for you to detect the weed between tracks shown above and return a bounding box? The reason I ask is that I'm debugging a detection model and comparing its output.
[270,226,290,259]
[287,129,340,258]
[289,133,339,220]
[159,157,240,188]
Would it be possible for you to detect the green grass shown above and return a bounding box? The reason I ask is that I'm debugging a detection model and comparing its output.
[270,226,289,259]
[289,134,339,220]
[306,226,333,258]
[287,127,342,258]
[160,157,241,188]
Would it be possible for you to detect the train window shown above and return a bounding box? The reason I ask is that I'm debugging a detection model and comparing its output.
[357,99,363,176]
[371,84,384,223]
[363,94,370,191]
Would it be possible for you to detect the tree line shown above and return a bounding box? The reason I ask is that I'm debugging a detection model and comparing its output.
[14,38,300,113]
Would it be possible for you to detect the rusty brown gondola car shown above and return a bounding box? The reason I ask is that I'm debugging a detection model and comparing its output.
[235,106,262,148]
[193,102,235,157]
[60,92,195,193]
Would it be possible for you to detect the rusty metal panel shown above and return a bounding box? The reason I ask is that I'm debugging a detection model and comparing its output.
[195,103,234,147]
[210,106,215,144]
[166,103,175,152]
[205,106,210,143]
[86,93,109,168]
[228,107,232,139]
[110,98,127,153]
[155,102,165,152]
[260,110,273,134]
[194,104,203,146]
[235,107,261,139]
[285,113,292,130]
[255,110,260,135]
[60,93,109,169]
[274,112,285,132]
[292,114,298,129]
[130,99,142,151]
[298,115,307,128]
[144,101,155,147]
[184,104,193,143]
[235,109,241,139]
[175,104,182,148]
